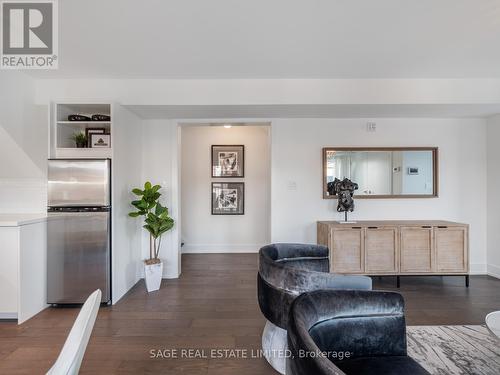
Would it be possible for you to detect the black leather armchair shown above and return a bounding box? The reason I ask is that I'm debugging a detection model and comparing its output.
[257,244,372,374]
[287,290,430,375]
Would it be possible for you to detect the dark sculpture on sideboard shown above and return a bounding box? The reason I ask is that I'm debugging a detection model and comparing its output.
[327,178,358,222]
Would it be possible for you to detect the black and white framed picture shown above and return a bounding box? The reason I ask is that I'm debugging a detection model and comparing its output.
[211,182,244,215]
[211,145,244,178]
[90,133,111,148]
[85,128,106,147]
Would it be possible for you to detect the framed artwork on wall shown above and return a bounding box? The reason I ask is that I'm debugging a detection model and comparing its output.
[211,145,244,178]
[211,182,244,215]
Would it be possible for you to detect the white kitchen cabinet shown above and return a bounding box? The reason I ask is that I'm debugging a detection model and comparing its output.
[0,214,48,324]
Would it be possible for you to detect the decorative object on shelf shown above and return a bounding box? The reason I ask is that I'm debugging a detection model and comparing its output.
[327,177,358,223]
[91,114,111,121]
[68,114,92,121]
[70,132,88,148]
[85,128,106,147]
[90,134,111,148]
[211,145,244,177]
[212,182,244,215]
[129,182,175,292]
[67,114,111,122]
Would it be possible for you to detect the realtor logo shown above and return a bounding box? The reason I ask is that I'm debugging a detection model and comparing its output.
[1,0,58,69]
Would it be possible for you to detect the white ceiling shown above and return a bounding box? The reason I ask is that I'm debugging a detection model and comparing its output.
[29,0,500,79]
[126,104,500,119]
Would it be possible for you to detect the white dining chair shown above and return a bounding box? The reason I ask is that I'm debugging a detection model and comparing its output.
[46,289,102,375]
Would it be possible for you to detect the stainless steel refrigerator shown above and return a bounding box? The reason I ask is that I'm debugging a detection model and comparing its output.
[47,159,111,304]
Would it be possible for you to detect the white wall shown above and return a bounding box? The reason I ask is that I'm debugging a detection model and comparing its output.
[111,106,144,303]
[140,120,181,278]
[35,78,500,107]
[487,115,500,278]
[271,118,488,273]
[0,71,48,213]
[181,125,271,253]
[14,73,500,278]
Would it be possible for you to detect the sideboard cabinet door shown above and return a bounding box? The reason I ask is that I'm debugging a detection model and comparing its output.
[365,227,398,273]
[400,227,434,273]
[331,228,364,273]
[435,227,468,273]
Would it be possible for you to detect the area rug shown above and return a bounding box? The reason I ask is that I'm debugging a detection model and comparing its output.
[407,325,500,375]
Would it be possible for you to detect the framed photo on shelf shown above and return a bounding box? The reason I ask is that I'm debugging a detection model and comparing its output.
[86,128,106,147]
[211,182,244,215]
[90,133,111,148]
[211,145,244,178]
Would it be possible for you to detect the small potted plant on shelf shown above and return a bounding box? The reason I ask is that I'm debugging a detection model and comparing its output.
[129,182,175,292]
[70,132,87,148]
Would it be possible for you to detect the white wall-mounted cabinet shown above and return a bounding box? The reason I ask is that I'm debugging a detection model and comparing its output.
[49,102,112,159]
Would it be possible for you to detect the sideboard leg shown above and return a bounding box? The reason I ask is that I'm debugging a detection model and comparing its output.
[396,276,400,288]
[465,275,469,288]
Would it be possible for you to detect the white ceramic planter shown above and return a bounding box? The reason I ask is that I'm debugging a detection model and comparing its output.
[144,262,163,292]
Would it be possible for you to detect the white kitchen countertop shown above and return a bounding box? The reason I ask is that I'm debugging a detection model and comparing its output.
[0,213,47,227]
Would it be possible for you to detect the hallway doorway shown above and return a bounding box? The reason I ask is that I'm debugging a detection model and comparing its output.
[179,123,271,256]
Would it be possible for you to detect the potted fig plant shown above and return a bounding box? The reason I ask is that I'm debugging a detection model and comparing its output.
[70,132,87,148]
[129,182,174,292]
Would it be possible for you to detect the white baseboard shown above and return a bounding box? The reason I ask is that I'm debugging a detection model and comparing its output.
[470,263,487,275]
[182,243,263,254]
[0,312,17,320]
[487,263,500,279]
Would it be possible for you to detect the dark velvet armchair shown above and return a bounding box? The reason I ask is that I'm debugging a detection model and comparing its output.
[257,244,372,374]
[286,290,430,375]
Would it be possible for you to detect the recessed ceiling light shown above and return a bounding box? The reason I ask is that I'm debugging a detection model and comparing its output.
[223,124,232,129]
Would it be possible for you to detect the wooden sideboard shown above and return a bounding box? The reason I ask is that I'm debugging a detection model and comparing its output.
[317,220,469,287]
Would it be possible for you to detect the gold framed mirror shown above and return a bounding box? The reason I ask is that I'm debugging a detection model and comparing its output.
[323,147,438,199]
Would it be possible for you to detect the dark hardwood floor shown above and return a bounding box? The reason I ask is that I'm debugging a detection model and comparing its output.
[1,253,500,374]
